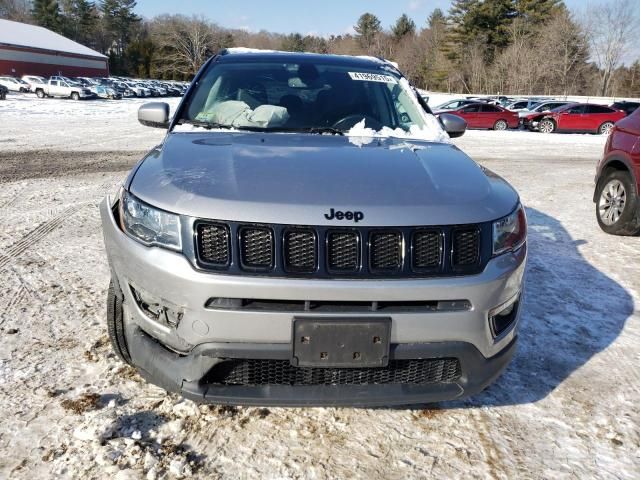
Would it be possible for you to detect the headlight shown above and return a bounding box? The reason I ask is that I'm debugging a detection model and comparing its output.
[492,204,526,255]
[119,191,181,251]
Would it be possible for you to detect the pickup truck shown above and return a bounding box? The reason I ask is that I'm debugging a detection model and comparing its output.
[35,78,95,100]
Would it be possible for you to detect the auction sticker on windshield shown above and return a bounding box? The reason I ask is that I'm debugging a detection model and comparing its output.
[348,72,397,83]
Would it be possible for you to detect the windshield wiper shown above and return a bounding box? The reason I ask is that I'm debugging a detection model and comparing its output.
[177,121,345,136]
[177,119,234,130]
[305,127,345,136]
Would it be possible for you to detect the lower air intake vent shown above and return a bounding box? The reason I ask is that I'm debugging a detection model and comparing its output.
[205,358,462,386]
[239,227,274,270]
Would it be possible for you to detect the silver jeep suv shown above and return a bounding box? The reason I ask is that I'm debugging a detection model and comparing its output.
[101,49,527,406]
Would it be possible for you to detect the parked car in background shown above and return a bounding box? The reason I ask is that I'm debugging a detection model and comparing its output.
[505,99,530,111]
[90,84,122,99]
[519,101,571,128]
[21,75,47,92]
[594,107,640,235]
[435,102,519,130]
[609,101,640,117]
[433,98,476,111]
[0,84,7,100]
[531,103,626,134]
[518,100,569,118]
[0,76,30,92]
[123,81,150,97]
[35,78,95,100]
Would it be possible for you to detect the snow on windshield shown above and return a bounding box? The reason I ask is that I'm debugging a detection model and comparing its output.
[346,77,450,145]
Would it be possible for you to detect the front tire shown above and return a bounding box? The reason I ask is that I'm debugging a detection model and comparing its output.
[36,89,45,99]
[598,121,614,135]
[539,118,555,133]
[107,280,132,364]
[493,119,508,130]
[596,170,640,235]
[71,92,79,101]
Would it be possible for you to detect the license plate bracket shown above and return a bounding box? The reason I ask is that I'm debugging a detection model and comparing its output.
[291,317,391,368]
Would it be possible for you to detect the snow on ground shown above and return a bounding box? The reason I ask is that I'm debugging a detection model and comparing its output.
[0,93,181,151]
[0,95,638,479]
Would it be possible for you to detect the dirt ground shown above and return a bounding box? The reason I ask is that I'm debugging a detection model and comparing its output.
[0,130,638,479]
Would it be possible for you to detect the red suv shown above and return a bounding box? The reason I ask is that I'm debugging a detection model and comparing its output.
[594,107,640,235]
[433,102,519,130]
[532,103,625,134]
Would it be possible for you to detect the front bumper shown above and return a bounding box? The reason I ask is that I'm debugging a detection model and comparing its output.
[127,323,517,406]
[101,197,526,405]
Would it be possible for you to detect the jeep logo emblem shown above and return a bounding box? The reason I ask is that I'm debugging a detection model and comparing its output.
[324,208,364,223]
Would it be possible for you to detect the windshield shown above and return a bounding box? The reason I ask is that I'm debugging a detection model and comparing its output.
[179,60,432,134]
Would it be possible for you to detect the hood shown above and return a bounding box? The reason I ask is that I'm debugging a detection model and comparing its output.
[129,132,519,226]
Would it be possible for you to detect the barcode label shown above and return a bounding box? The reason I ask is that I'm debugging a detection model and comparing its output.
[348,72,398,84]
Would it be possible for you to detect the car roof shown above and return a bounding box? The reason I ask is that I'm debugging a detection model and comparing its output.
[218,48,392,70]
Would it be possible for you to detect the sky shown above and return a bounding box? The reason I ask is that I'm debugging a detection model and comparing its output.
[135,0,589,37]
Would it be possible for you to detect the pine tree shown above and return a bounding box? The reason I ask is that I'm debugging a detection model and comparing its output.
[514,0,564,26]
[281,33,305,52]
[428,8,446,29]
[60,0,98,44]
[32,0,63,33]
[392,13,416,40]
[354,13,381,50]
[101,0,140,56]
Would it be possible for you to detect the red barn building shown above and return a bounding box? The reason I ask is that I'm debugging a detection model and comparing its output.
[0,19,108,77]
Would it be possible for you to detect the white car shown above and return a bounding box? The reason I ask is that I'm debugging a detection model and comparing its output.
[35,78,95,100]
[517,101,570,118]
[0,76,30,92]
[21,75,47,92]
[124,82,150,97]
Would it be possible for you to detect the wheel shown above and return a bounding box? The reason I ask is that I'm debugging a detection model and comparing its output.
[71,92,79,101]
[36,89,45,99]
[598,121,614,135]
[595,170,640,235]
[539,118,555,133]
[493,119,508,130]
[107,280,132,364]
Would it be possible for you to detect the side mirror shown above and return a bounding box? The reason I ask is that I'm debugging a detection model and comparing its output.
[438,113,467,138]
[138,102,169,128]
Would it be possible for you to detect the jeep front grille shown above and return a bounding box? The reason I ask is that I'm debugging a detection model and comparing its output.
[239,227,274,270]
[284,229,316,273]
[370,231,402,272]
[205,358,461,386]
[452,228,480,268]
[412,229,442,270]
[327,231,360,272]
[194,221,488,278]
[197,223,230,266]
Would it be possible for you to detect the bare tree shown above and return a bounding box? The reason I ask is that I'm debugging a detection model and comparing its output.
[151,15,221,77]
[582,0,638,96]
[0,0,33,22]
[539,9,589,96]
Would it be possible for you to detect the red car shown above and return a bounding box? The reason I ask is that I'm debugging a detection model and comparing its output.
[594,107,640,235]
[434,102,519,130]
[529,103,626,134]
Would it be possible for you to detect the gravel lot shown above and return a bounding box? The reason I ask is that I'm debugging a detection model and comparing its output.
[0,96,638,479]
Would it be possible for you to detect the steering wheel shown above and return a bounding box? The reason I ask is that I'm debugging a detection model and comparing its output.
[332,115,384,131]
